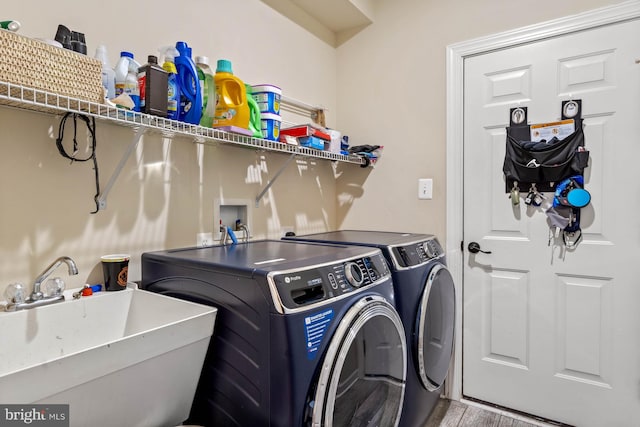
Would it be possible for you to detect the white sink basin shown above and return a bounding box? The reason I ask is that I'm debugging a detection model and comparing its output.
[0,286,217,427]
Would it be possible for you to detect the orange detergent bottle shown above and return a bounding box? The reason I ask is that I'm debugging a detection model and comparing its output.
[213,59,250,129]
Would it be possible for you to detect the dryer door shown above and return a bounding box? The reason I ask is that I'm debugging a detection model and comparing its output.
[310,295,407,427]
[416,263,456,391]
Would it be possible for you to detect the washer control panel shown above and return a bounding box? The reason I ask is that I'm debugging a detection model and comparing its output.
[391,237,443,268]
[271,251,390,309]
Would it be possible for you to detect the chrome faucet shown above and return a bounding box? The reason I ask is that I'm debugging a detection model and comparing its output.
[32,256,78,300]
[236,222,250,243]
[219,223,247,246]
[3,256,78,311]
[219,226,237,246]
[219,224,229,246]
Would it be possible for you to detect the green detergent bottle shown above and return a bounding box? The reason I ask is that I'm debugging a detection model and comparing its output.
[245,84,263,138]
[196,56,215,127]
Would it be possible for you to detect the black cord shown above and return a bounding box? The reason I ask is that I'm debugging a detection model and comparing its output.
[55,113,101,214]
[89,116,100,214]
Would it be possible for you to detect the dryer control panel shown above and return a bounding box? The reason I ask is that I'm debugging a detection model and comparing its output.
[270,252,390,311]
[391,237,444,268]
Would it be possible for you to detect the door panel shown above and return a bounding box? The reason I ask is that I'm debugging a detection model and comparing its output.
[463,18,640,427]
[556,275,613,387]
[484,269,529,369]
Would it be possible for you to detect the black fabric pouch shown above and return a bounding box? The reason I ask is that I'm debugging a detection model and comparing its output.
[503,119,588,192]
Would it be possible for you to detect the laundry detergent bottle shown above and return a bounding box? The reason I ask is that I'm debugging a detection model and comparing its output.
[245,84,263,138]
[160,46,180,120]
[114,51,140,111]
[196,56,215,127]
[125,56,141,111]
[114,51,134,97]
[213,59,250,130]
[174,41,202,124]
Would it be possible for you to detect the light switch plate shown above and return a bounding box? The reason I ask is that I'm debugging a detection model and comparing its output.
[418,178,433,200]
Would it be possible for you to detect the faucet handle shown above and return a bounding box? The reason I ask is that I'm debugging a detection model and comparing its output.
[43,277,66,297]
[4,282,26,304]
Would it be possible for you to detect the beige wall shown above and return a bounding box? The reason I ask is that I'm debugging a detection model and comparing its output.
[335,0,624,240]
[0,0,626,297]
[0,0,340,295]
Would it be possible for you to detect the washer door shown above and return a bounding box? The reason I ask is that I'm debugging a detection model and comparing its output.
[416,263,456,391]
[311,295,407,427]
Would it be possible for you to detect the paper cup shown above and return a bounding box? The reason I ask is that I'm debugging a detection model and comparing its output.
[101,254,130,291]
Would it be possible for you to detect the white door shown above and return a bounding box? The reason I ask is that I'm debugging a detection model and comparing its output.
[463,18,640,427]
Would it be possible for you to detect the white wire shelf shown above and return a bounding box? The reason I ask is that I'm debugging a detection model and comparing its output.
[0,81,365,166]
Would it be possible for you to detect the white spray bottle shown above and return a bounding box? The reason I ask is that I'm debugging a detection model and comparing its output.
[159,46,181,120]
[95,44,115,100]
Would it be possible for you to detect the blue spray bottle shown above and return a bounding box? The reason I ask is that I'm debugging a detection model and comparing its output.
[174,41,202,124]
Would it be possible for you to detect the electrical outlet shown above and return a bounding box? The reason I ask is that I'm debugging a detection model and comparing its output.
[197,232,213,248]
[418,178,433,200]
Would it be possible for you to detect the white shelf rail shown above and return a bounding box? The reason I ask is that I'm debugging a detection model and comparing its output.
[0,81,362,164]
[0,81,365,210]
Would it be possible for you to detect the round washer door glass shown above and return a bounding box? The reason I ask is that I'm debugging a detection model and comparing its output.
[417,263,456,391]
[311,296,407,427]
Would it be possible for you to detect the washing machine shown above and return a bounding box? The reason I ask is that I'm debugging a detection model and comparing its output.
[141,240,407,427]
[283,231,456,427]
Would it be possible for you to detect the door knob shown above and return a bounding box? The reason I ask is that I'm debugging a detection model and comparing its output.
[468,242,492,254]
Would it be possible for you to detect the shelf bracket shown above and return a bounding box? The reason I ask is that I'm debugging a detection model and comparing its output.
[96,127,145,211]
[255,153,297,207]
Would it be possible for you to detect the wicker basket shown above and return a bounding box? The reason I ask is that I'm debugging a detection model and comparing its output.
[0,29,103,104]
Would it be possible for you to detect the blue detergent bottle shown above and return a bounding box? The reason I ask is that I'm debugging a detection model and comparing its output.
[175,41,202,124]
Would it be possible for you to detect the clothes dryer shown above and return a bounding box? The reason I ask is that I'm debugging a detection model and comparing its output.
[283,231,455,427]
[141,240,407,427]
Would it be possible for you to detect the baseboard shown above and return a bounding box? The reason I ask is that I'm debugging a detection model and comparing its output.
[459,397,571,427]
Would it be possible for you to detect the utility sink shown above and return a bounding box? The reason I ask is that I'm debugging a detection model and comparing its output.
[0,286,217,427]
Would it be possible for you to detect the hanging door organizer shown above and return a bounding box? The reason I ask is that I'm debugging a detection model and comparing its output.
[503,100,589,193]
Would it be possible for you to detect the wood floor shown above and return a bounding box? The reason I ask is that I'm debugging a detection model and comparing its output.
[424,399,540,427]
